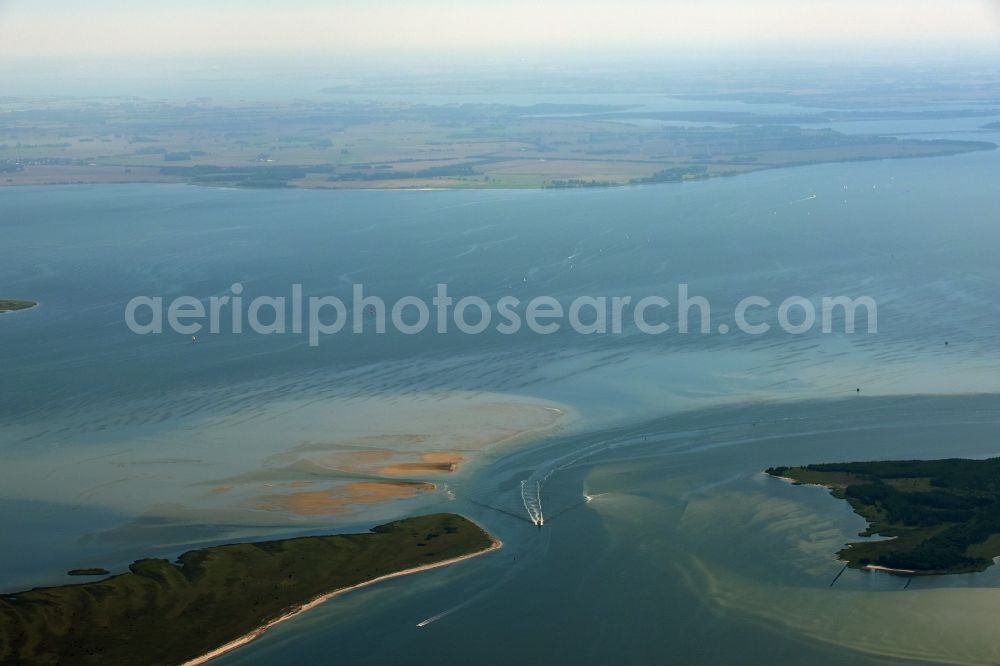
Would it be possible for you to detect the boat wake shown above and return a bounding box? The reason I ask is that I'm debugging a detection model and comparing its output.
[521,480,544,526]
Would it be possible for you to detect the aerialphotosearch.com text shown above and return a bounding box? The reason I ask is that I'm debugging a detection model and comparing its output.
[125,283,877,347]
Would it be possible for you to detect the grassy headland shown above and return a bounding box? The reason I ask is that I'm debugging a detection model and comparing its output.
[0,513,497,665]
[767,459,1000,575]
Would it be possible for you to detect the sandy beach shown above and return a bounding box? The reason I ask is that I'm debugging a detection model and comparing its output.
[181,535,503,666]
[863,564,917,575]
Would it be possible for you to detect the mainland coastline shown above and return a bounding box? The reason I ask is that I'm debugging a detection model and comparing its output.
[1,99,994,191]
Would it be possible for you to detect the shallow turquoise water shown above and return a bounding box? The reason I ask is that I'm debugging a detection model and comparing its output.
[216,395,1000,666]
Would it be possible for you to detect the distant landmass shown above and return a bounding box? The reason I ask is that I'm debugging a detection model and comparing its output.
[0,99,994,190]
[768,459,1000,575]
[0,299,36,313]
[0,514,498,665]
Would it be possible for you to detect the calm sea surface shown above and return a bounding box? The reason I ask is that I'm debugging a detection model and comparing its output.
[2,122,1000,663]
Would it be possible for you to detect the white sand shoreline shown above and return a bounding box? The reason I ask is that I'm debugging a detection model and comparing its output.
[181,535,503,666]
[863,564,917,575]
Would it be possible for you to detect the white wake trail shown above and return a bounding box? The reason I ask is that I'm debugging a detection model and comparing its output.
[521,480,544,525]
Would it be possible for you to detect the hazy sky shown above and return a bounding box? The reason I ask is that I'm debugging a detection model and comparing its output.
[1,0,998,57]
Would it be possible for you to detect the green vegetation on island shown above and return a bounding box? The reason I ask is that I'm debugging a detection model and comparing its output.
[767,459,1000,575]
[0,300,36,313]
[0,513,496,665]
